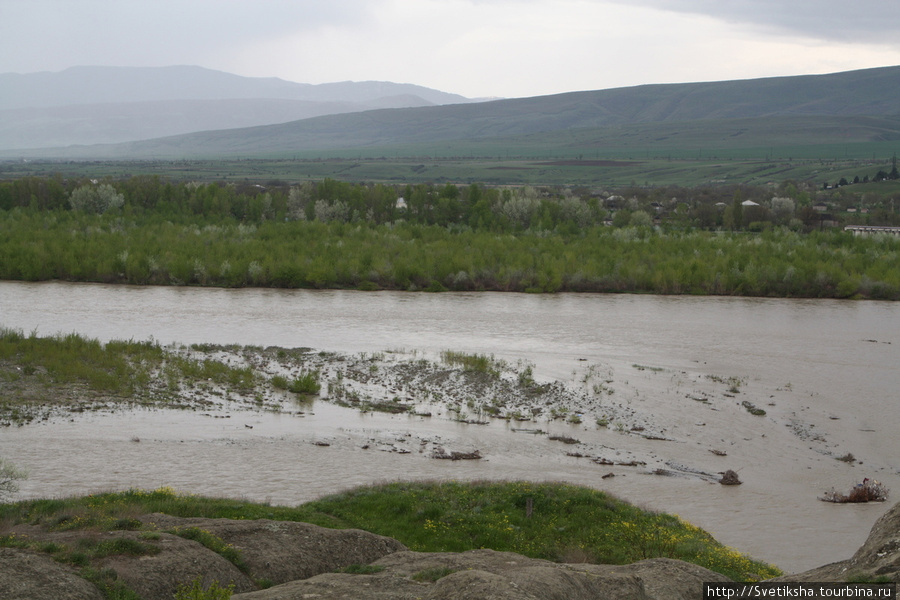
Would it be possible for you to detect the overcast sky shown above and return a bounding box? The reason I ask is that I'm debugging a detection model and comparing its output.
[3,0,900,99]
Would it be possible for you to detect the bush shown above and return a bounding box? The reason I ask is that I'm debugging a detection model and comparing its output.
[288,372,321,395]
[174,577,234,600]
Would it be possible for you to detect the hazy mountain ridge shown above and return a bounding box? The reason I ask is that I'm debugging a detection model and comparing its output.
[0,97,437,149]
[0,65,471,109]
[0,65,474,149]
[4,65,900,158]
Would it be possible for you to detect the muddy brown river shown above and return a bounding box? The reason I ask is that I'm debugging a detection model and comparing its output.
[1,281,898,573]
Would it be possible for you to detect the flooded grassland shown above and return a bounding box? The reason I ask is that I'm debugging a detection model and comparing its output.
[0,334,896,574]
[0,282,898,573]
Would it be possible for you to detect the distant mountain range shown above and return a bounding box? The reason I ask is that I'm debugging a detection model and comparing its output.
[0,65,476,149]
[3,65,900,159]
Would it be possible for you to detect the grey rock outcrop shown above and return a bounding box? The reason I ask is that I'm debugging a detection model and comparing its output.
[772,500,900,582]
[0,547,105,600]
[4,501,899,600]
[138,513,408,586]
[99,531,257,599]
[232,549,729,600]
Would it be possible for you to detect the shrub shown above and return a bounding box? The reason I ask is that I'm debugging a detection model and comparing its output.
[440,350,497,374]
[174,577,234,600]
[288,372,321,395]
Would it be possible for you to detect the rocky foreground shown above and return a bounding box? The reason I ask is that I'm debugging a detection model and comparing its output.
[3,501,898,600]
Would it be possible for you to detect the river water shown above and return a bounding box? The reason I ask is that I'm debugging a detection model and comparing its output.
[1,281,898,573]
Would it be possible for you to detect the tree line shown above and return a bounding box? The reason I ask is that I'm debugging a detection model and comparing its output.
[1,173,898,299]
[1,174,897,233]
[0,203,897,299]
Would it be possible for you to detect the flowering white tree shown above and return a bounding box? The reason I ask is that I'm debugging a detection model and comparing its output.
[0,458,26,502]
[770,196,795,223]
[68,183,124,213]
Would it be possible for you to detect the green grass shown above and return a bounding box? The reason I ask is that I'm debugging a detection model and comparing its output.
[300,480,783,580]
[167,526,248,573]
[0,328,256,395]
[0,329,266,423]
[0,482,780,581]
[89,537,161,558]
[165,355,257,391]
[0,328,163,396]
[439,350,501,374]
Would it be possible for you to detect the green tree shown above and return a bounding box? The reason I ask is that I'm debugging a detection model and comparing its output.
[629,210,653,227]
[770,197,795,224]
[612,209,631,227]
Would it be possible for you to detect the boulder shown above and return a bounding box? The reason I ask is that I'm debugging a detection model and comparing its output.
[231,571,429,599]
[232,549,729,600]
[772,500,900,582]
[98,531,257,600]
[139,513,407,585]
[0,547,104,600]
[5,514,406,600]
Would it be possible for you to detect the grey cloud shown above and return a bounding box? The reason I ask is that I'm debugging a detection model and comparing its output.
[607,0,900,44]
[0,0,377,73]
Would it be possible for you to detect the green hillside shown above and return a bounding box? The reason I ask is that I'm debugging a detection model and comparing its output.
[6,66,900,190]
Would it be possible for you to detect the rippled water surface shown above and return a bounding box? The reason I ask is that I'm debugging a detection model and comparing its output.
[1,281,898,573]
